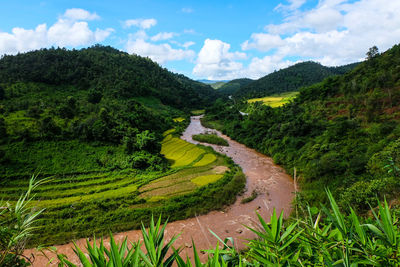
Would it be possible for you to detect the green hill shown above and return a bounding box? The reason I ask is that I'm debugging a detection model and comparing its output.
[234,61,359,99]
[205,44,400,210]
[217,78,253,95]
[0,45,246,246]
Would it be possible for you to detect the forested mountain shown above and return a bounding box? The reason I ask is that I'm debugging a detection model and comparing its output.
[204,44,400,210]
[217,78,253,95]
[233,61,359,99]
[0,45,216,177]
[0,45,216,110]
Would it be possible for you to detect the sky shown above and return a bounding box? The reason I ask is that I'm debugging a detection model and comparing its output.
[1,0,400,80]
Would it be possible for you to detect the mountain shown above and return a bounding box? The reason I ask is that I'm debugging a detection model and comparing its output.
[0,45,217,111]
[0,45,216,178]
[216,78,253,95]
[205,44,400,210]
[233,61,359,99]
[197,79,230,84]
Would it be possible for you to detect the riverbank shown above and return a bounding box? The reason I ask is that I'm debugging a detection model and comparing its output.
[25,115,294,266]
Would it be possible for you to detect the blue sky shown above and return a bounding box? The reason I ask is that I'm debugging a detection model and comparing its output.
[1,0,400,80]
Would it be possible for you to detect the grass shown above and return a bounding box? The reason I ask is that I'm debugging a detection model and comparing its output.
[192,133,229,146]
[1,129,243,247]
[173,117,185,122]
[193,153,217,166]
[191,109,205,115]
[247,91,299,107]
[191,174,224,186]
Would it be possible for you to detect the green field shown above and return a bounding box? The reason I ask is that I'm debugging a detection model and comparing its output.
[0,130,244,246]
[247,91,299,107]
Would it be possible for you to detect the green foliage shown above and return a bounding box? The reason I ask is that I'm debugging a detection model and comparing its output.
[233,61,359,99]
[61,191,400,266]
[205,43,400,210]
[216,78,253,96]
[192,133,229,146]
[0,175,46,266]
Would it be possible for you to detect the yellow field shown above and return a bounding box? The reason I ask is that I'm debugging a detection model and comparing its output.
[161,133,207,168]
[247,91,299,107]
[173,117,185,122]
[193,153,217,167]
[192,174,224,186]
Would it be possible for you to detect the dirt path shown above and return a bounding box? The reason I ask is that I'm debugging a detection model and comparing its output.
[25,116,294,266]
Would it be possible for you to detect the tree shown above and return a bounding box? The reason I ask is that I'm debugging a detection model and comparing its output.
[87,89,102,104]
[366,45,379,60]
[0,85,4,100]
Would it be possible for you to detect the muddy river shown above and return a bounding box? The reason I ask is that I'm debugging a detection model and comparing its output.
[26,115,294,266]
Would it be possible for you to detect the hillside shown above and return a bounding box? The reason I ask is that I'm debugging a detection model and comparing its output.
[234,61,359,99]
[204,44,400,210]
[0,45,245,246]
[0,45,217,110]
[217,78,253,95]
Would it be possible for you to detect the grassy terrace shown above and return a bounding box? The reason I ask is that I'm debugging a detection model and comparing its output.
[0,129,244,246]
[247,91,299,107]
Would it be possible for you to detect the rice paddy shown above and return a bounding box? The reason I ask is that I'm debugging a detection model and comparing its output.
[247,91,299,107]
[0,129,233,246]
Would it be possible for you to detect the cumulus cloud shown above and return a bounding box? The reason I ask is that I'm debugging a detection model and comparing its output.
[241,33,284,52]
[124,18,157,29]
[126,38,195,64]
[150,32,177,42]
[193,39,247,80]
[240,0,400,78]
[63,8,100,21]
[274,0,306,12]
[0,8,113,55]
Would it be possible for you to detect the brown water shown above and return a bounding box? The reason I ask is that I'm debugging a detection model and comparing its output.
[25,116,294,266]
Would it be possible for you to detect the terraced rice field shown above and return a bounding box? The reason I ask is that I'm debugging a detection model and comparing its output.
[247,91,299,107]
[0,129,232,246]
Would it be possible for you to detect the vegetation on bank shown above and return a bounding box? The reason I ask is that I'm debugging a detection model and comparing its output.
[4,180,400,266]
[192,133,229,146]
[0,130,244,247]
[204,44,400,211]
[0,46,244,248]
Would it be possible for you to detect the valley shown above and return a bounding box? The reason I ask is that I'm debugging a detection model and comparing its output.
[25,115,294,266]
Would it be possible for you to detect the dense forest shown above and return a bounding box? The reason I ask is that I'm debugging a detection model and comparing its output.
[204,44,400,210]
[0,45,218,177]
[216,78,253,95]
[232,61,359,99]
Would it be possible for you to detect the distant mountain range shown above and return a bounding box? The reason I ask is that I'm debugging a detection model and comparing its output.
[213,61,360,99]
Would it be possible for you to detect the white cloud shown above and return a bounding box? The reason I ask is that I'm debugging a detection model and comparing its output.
[150,32,177,41]
[193,39,247,80]
[241,33,284,52]
[183,29,196,34]
[48,19,113,47]
[124,18,157,29]
[63,8,100,21]
[275,0,306,12]
[126,38,195,64]
[181,7,194,13]
[182,41,195,48]
[242,0,400,76]
[0,9,113,55]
